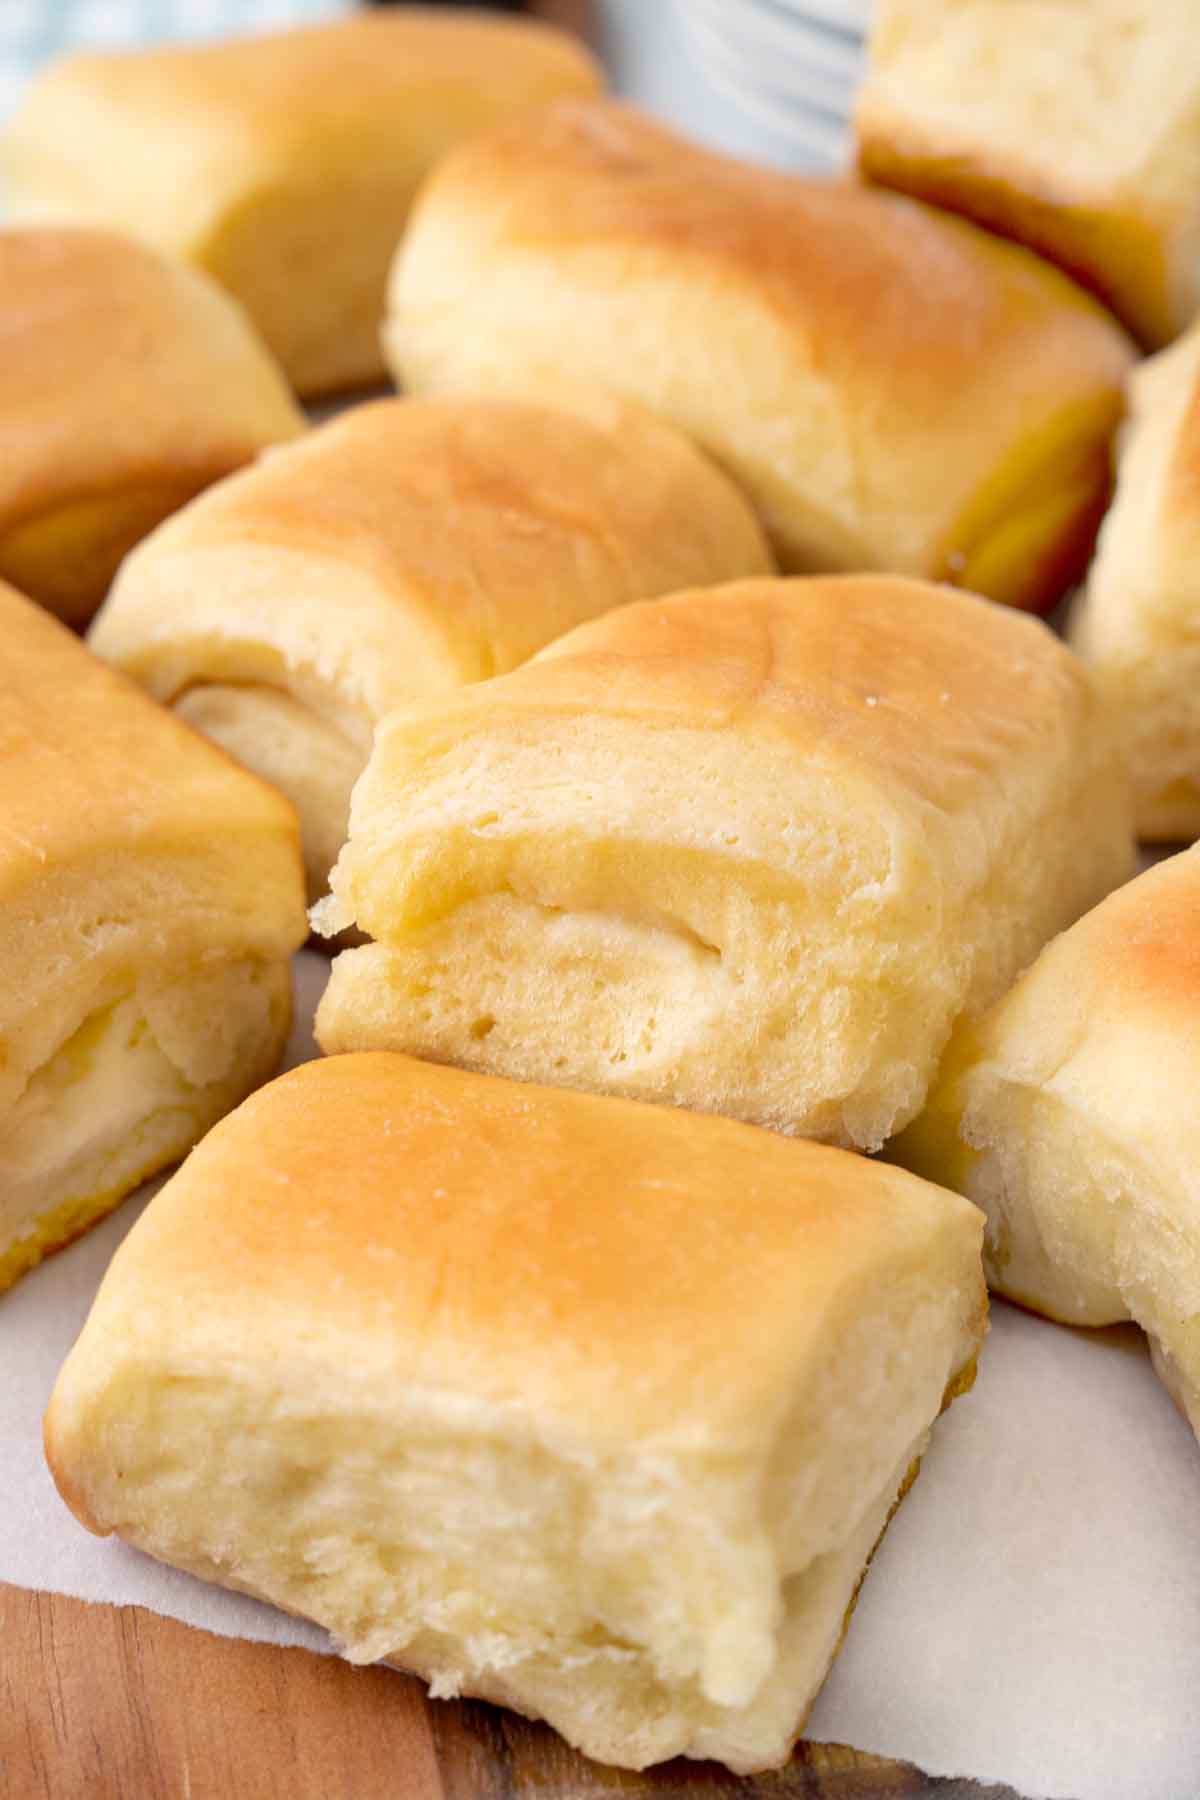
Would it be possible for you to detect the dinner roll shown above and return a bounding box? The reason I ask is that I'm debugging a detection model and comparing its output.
[1069,323,1200,841]
[314,576,1133,1150]
[0,228,302,628]
[88,392,773,903]
[893,847,1200,1438]
[385,99,1135,614]
[0,582,306,1296]
[855,0,1200,349]
[2,13,601,397]
[45,1052,986,1773]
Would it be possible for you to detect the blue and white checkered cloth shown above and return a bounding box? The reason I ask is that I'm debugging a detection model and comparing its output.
[0,0,354,121]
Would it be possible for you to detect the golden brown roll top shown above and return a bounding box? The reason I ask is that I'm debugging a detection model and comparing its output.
[894,845,1200,1437]
[386,98,1135,613]
[855,0,1200,349]
[0,581,307,1294]
[1069,322,1200,841]
[0,227,303,627]
[90,391,773,900]
[3,12,603,396]
[46,1050,986,1771]
[315,575,1133,1149]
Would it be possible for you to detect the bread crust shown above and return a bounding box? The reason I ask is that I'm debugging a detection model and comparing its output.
[3,14,602,395]
[0,228,302,625]
[1070,324,1200,840]
[386,98,1134,611]
[895,845,1200,1435]
[45,1050,986,1770]
[316,575,1134,1147]
[0,582,306,1289]
[90,391,773,900]
[855,0,1200,349]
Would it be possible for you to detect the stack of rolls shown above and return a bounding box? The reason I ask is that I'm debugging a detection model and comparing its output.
[383,98,1135,614]
[2,9,602,395]
[2,0,1197,1779]
[0,581,307,1294]
[88,389,774,903]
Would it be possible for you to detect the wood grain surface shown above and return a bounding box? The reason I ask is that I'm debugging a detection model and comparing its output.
[0,1583,1036,1800]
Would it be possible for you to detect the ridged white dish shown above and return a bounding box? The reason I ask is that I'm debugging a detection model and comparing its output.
[676,0,868,170]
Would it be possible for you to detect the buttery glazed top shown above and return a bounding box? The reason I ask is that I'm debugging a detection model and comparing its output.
[0,228,301,525]
[18,10,601,148]
[1103,850,1200,1019]
[3,14,601,244]
[390,98,1134,583]
[1155,354,1200,583]
[54,1052,984,1455]
[361,576,1105,827]
[0,581,300,905]
[404,96,1128,379]
[99,393,772,691]
[970,844,1200,1064]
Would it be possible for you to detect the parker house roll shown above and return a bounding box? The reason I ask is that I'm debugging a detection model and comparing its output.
[855,0,1200,350]
[385,99,1136,615]
[0,228,302,628]
[315,576,1134,1150]
[894,847,1200,1439]
[1069,323,1200,842]
[2,13,601,398]
[0,582,306,1296]
[45,1052,987,1773]
[90,393,773,903]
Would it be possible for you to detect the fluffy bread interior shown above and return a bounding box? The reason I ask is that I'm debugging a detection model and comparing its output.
[0,956,289,1293]
[0,582,307,1292]
[315,721,942,1148]
[50,1270,976,1771]
[895,846,1200,1437]
[175,684,364,904]
[316,691,1129,1150]
[855,0,1200,347]
[90,540,433,903]
[902,1070,1200,1435]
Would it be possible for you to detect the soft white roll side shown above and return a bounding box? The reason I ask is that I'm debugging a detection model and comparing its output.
[316,576,1133,1149]
[895,846,1200,1436]
[1070,324,1200,842]
[0,582,307,1294]
[90,393,773,902]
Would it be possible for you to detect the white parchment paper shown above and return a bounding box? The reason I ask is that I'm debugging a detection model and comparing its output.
[5,953,1200,1800]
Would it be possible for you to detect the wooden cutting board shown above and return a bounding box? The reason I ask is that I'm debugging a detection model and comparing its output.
[1,1582,1034,1799]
